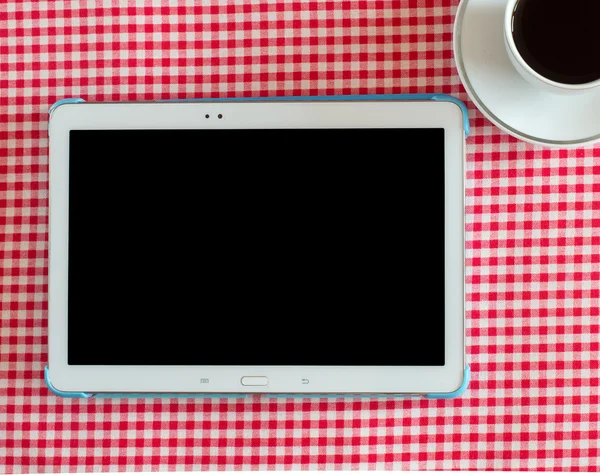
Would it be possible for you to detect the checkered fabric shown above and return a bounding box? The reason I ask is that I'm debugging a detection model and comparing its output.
[1,0,599,471]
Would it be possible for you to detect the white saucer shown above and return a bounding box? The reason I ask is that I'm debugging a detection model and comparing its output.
[454,0,600,147]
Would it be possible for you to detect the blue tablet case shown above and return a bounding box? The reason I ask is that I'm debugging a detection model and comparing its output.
[46,94,470,400]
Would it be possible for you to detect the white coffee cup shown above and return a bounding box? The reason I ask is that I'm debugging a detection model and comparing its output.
[504,0,600,94]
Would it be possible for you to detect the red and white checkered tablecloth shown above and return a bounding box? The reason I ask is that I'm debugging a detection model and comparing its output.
[1,0,599,471]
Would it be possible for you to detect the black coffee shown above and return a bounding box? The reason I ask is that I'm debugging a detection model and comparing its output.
[512,0,600,84]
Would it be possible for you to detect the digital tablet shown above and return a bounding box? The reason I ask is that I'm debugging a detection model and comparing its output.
[47,97,467,396]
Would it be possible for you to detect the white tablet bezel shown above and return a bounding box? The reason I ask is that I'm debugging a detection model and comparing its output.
[48,100,465,395]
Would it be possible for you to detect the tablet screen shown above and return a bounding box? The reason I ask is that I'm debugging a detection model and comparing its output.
[67,129,445,366]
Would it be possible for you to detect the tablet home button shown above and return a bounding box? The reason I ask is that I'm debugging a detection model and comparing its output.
[241,376,269,386]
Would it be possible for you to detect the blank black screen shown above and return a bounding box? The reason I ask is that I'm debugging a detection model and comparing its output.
[68,129,445,365]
